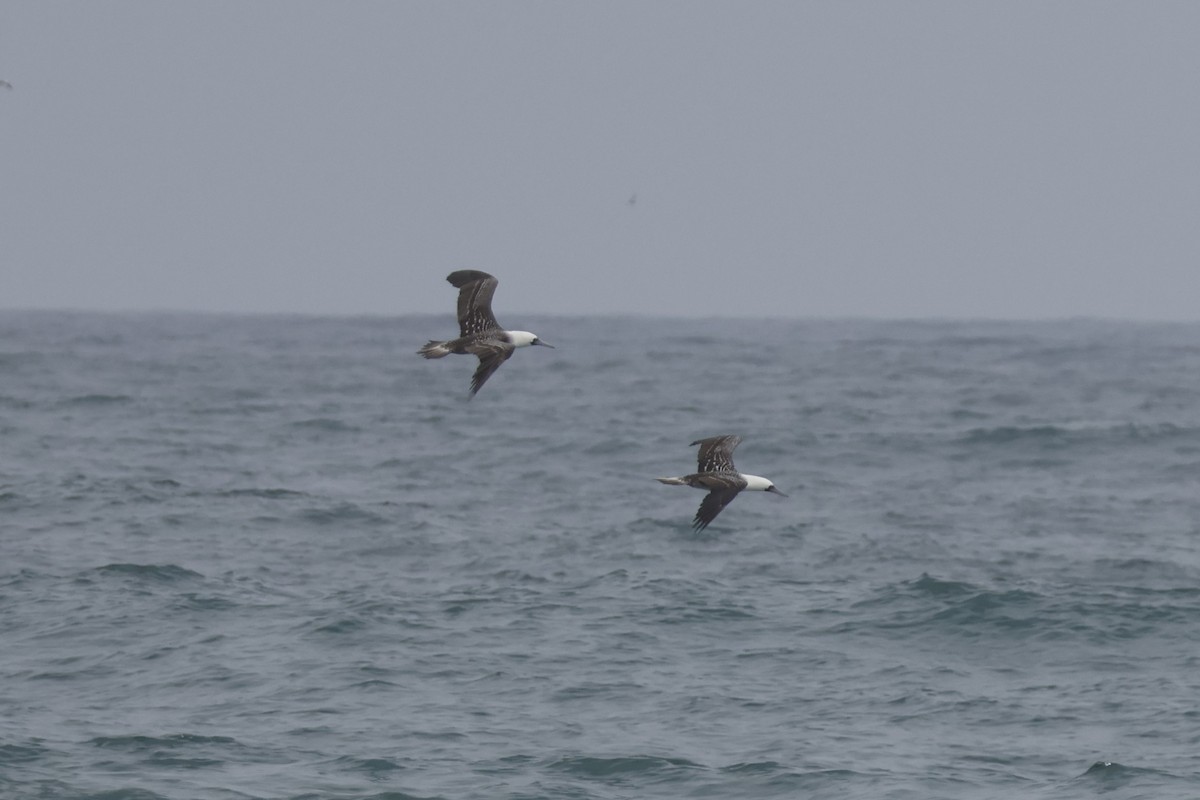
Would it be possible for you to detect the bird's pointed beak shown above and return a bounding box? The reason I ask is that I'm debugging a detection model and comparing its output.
[535,340,555,348]
[766,486,788,498]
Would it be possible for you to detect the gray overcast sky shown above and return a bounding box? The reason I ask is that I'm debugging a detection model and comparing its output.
[2,2,1199,319]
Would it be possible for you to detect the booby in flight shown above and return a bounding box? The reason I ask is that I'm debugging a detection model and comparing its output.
[418,270,553,397]
[657,435,787,531]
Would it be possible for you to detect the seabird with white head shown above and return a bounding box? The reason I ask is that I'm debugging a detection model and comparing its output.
[657,435,787,531]
[418,270,553,397]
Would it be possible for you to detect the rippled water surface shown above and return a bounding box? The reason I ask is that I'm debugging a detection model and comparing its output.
[3,311,1200,799]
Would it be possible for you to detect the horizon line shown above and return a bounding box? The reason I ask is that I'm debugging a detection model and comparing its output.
[3,305,1200,326]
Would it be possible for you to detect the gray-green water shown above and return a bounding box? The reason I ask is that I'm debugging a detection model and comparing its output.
[3,311,1199,799]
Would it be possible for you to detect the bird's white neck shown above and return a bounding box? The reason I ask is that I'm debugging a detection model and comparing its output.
[741,473,773,491]
[507,330,538,347]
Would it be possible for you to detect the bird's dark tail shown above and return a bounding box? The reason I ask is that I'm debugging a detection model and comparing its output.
[418,340,452,359]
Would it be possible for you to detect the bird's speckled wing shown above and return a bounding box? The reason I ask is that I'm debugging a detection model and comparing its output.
[693,485,743,531]
[466,339,515,396]
[447,270,501,337]
[691,435,743,474]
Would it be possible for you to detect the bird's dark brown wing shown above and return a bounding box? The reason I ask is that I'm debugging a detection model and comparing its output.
[466,340,516,397]
[693,485,743,531]
[447,270,501,337]
[691,435,742,474]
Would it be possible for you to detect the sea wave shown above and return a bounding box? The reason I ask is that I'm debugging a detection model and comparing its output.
[957,421,1200,446]
[91,563,204,583]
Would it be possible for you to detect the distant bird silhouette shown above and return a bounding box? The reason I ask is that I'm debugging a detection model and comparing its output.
[418,270,554,398]
[657,435,787,531]
[0,81,13,90]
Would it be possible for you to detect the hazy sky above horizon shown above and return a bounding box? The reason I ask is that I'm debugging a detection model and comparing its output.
[3,2,1199,320]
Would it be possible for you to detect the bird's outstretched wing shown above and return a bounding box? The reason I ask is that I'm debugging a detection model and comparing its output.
[691,435,742,474]
[466,340,516,397]
[694,486,743,531]
[447,270,501,337]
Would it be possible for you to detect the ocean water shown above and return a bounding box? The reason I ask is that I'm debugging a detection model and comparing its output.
[2,310,1200,800]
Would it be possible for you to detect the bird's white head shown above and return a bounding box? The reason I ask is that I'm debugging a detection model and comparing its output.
[507,331,555,349]
[743,473,787,497]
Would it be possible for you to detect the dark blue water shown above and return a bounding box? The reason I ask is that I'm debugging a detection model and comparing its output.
[3,311,1200,799]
